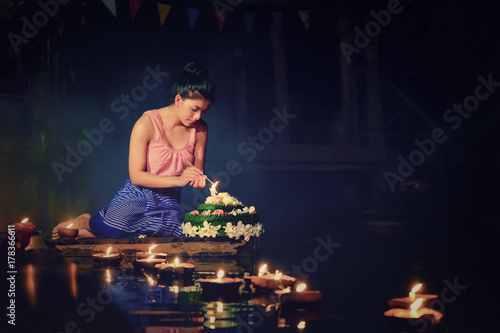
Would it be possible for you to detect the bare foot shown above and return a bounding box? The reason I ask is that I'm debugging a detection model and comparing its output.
[52,214,91,240]
[76,229,97,239]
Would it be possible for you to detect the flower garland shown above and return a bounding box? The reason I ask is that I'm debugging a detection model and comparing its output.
[180,221,264,241]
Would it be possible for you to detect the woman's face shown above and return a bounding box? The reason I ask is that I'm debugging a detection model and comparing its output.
[176,94,211,127]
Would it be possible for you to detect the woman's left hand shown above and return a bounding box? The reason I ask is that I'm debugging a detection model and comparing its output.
[190,174,207,189]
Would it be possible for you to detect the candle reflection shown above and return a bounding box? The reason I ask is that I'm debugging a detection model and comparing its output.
[25,264,36,308]
[69,263,78,299]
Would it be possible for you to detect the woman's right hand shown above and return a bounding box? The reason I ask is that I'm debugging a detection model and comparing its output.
[178,167,204,187]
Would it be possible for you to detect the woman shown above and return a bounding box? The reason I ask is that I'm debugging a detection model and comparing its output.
[52,62,215,239]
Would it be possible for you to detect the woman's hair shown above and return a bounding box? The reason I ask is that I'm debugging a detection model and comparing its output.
[169,62,216,104]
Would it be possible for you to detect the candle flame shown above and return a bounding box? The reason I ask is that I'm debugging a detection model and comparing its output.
[209,316,215,324]
[411,283,423,293]
[105,247,112,257]
[174,258,179,267]
[172,285,179,293]
[274,271,283,280]
[410,298,424,318]
[148,244,158,254]
[21,217,29,223]
[210,181,219,195]
[216,302,223,313]
[105,269,111,284]
[258,264,268,276]
[297,321,306,329]
[217,270,224,279]
[296,283,307,292]
[66,223,74,229]
[146,255,155,262]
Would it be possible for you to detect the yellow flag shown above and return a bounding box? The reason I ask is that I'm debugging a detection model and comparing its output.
[158,3,172,26]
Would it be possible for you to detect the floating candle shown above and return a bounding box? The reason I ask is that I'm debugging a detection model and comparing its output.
[92,247,123,266]
[58,223,79,239]
[249,267,296,290]
[133,254,165,271]
[275,283,323,304]
[13,217,36,249]
[156,257,195,280]
[199,270,242,298]
[136,244,168,260]
[387,283,438,309]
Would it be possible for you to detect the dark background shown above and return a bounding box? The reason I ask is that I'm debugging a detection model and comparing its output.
[1,0,500,331]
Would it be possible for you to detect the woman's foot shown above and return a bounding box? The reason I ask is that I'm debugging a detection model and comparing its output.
[52,213,92,239]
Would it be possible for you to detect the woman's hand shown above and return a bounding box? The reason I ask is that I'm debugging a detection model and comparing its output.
[178,167,204,187]
[190,174,207,189]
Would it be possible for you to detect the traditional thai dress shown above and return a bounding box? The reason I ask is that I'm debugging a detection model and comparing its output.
[88,109,196,238]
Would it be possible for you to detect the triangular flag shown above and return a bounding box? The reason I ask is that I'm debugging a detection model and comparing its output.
[187,8,199,30]
[215,11,228,32]
[101,0,116,17]
[298,10,311,30]
[129,0,143,21]
[242,12,255,34]
[157,3,171,26]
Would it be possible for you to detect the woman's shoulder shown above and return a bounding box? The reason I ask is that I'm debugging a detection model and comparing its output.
[132,111,156,136]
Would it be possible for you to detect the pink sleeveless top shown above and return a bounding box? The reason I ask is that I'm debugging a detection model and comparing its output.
[144,110,196,177]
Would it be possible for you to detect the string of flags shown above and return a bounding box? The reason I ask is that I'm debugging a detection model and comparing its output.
[100,0,312,33]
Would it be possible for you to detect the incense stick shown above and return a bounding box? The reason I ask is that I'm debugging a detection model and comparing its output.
[186,160,215,185]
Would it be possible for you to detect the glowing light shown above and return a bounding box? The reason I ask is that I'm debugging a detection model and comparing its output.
[146,255,155,262]
[66,223,74,229]
[274,271,282,280]
[217,270,224,279]
[296,283,307,292]
[210,181,219,195]
[105,269,111,284]
[21,217,29,223]
[216,302,223,313]
[174,258,179,267]
[258,264,268,276]
[297,321,306,329]
[409,283,423,300]
[209,316,215,323]
[105,247,112,257]
[148,244,158,254]
[410,298,424,318]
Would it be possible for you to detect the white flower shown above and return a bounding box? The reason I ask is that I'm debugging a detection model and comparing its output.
[200,210,212,217]
[197,221,221,238]
[180,222,199,237]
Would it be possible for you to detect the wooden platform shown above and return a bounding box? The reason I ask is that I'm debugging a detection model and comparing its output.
[43,236,260,259]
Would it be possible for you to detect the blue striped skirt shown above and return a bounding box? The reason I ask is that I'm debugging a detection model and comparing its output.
[89,179,183,239]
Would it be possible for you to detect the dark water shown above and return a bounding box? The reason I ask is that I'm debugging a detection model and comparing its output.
[2,217,497,333]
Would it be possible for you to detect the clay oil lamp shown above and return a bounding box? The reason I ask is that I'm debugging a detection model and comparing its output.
[92,247,123,266]
[57,223,79,240]
[249,264,296,290]
[156,257,195,280]
[388,283,438,309]
[199,270,242,298]
[275,282,323,307]
[384,298,444,333]
[13,217,36,249]
[135,244,167,260]
[133,254,165,272]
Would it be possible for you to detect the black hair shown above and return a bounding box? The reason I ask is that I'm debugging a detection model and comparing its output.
[168,62,216,104]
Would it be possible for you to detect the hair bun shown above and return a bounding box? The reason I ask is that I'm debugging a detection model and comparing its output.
[182,62,208,77]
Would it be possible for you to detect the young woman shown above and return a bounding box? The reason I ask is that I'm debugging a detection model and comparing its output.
[52,62,215,239]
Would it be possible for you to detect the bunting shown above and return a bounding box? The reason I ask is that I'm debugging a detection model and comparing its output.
[129,0,143,21]
[242,12,255,34]
[298,10,311,30]
[187,8,199,30]
[101,0,116,18]
[215,11,228,32]
[157,3,172,26]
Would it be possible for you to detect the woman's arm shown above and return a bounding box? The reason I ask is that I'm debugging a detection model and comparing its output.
[191,119,208,188]
[128,114,202,188]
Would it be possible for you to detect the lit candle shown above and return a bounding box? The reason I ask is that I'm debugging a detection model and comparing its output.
[199,269,242,299]
[384,297,443,331]
[249,266,296,290]
[58,222,79,239]
[275,282,323,304]
[136,244,167,260]
[133,254,165,271]
[156,257,195,280]
[387,282,438,309]
[92,247,123,266]
[409,283,422,301]
[209,181,219,196]
[13,217,36,249]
